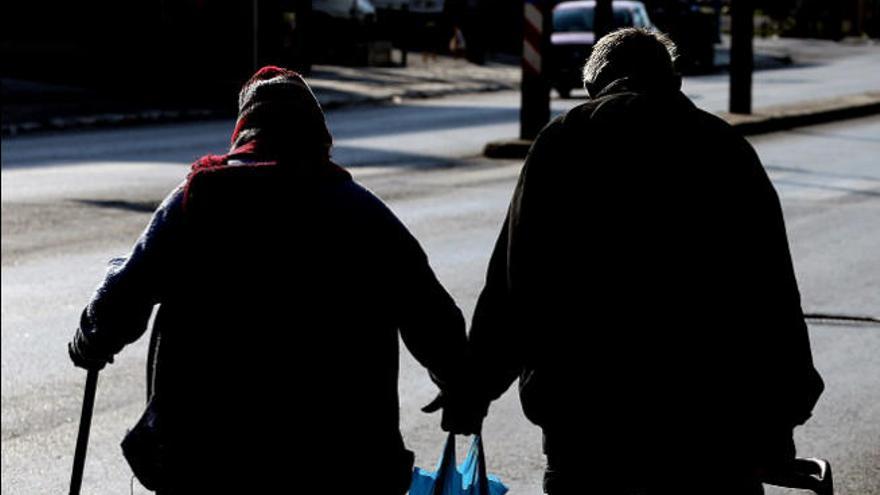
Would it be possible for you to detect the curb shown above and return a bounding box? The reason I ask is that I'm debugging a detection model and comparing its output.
[483,91,880,159]
[721,91,880,136]
[483,139,534,160]
[1,109,227,137]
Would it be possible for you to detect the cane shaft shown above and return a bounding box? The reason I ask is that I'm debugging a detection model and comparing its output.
[69,369,99,495]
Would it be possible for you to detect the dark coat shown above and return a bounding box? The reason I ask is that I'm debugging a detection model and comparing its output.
[75,157,466,493]
[469,79,824,474]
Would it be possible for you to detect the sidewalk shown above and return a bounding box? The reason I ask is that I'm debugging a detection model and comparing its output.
[310,54,521,108]
[2,37,878,137]
[1,55,521,137]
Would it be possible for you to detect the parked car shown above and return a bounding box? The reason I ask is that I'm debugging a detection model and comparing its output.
[313,0,377,22]
[551,0,653,98]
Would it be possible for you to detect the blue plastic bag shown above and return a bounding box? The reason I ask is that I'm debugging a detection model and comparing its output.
[410,434,508,495]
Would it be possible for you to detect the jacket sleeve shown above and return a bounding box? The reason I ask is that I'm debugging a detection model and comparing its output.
[734,139,824,427]
[468,217,521,401]
[72,187,186,361]
[468,118,564,402]
[388,216,468,390]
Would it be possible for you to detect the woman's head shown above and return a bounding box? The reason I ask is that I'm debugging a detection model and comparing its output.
[230,66,332,161]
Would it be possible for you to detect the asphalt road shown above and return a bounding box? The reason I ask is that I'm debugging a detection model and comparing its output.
[2,90,879,494]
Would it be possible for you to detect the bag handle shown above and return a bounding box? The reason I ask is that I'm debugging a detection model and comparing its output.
[432,433,457,495]
[433,432,492,495]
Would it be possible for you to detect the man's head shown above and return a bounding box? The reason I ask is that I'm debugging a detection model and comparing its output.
[582,27,680,98]
[231,66,332,160]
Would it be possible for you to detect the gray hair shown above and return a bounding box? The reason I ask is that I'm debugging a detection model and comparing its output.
[582,27,679,96]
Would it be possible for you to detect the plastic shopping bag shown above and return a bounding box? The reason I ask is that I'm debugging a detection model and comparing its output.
[410,433,508,495]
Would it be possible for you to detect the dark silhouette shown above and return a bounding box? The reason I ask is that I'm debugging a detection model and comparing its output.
[460,28,825,494]
[68,66,468,494]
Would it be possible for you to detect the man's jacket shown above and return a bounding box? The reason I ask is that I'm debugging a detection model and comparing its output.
[470,79,824,462]
[73,153,466,492]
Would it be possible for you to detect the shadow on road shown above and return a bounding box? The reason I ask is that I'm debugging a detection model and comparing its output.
[71,199,160,213]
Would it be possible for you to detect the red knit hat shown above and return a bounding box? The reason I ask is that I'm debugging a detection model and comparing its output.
[230,66,332,158]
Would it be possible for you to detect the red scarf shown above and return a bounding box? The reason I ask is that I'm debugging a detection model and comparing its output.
[183,140,350,211]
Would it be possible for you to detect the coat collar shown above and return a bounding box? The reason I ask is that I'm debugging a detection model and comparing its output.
[593,76,695,111]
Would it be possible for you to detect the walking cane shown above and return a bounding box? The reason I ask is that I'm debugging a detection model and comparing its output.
[69,368,99,495]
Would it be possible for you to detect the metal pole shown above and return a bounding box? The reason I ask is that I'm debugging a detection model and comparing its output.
[594,0,613,40]
[729,0,754,114]
[253,0,260,72]
[296,0,313,74]
[69,369,99,495]
[401,4,409,67]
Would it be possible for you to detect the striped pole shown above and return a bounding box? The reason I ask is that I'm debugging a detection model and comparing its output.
[520,0,554,140]
[523,1,544,76]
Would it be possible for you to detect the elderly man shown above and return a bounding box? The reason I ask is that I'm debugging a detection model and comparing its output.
[460,29,824,494]
[68,66,469,494]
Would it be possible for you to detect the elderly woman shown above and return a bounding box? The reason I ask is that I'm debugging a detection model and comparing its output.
[69,67,471,494]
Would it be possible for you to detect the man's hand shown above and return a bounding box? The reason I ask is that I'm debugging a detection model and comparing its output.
[422,390,489,436]
[68,335,112,371]
[757,425,797,469]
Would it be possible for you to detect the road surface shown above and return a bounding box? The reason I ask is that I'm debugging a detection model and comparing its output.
[2,88,879,493]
